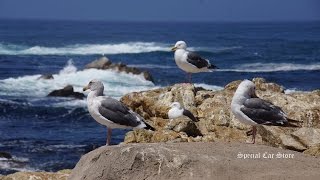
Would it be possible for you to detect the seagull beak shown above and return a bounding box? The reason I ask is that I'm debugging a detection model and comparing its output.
[83,85,89,91]
[171,46,177,51]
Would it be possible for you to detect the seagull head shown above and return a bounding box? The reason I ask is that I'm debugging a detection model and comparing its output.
[171,41,187,51]
[170,102,182,109]
[235,80,258,98]
[83,79,104,93]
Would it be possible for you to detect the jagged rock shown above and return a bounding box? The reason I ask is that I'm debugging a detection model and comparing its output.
[84,56,112,69]
[0,152,12,159]
[121,78,320,154]
[69,142,320,180]
[303,144,320,157]
[37,74,54,80]
[291,127,320,148]
[0,169,71,180]
[84,56,154,82]
[47,85,85,99]
[165,118,202,137]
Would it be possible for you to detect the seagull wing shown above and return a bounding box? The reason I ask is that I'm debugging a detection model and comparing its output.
[186,51,211,69]
[183,109,199,122]
[98,97,144,127]
[240,98,289,126]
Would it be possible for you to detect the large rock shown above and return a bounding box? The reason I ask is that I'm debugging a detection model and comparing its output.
[47,85,85,99]
[85,56,154,82]
[0,169,71,180]
[120,78,320,153]
[69,142,320,180]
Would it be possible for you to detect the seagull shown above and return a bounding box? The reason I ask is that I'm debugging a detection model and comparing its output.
[231,80,300,144]
[171,41,217,83]
[83,79,155,145]
[168,102,198,122]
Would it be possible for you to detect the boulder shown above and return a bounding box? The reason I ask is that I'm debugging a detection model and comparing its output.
[37,74,54,80]
[69,142,320,180]
[84,56,154,82]
[120,78,320,153]
[0,169,71,180]
[0,152,12,159]
[84,56,112,69]
[47,85,85,99]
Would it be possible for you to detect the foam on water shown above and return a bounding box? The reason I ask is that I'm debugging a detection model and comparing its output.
[0,42,169,55]
[0,60,157,106]
[219,62,320,72]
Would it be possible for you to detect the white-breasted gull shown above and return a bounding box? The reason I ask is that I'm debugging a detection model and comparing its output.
[231,79,300,144]
[168,102,198,122]
[171,41,217,83]
[83,79,154,145]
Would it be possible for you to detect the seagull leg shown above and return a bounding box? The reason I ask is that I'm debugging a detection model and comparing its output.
[106,128,112,145]
[252,126,257,144]
[189,73,192,84]
[246,126,256,144]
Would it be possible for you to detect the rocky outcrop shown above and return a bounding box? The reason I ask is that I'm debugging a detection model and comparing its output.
[69,142,320,180]
[120,78,320,153]
[0,152,12,159]
[0,170,71,180]
[47,85,85,99]
[37,74,54,80]
[85,56,154,82]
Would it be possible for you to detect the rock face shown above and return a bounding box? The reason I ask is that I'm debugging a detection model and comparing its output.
[0,169,71,180]
[85,56,154,82]
[37,74,54,80]
[47,85,85,99]
[120,78,320,154]
[69,142,320,180]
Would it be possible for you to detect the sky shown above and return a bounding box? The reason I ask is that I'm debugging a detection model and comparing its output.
[0,0,319,22]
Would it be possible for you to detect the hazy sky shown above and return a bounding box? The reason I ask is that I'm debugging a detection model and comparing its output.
[0,0,319,22]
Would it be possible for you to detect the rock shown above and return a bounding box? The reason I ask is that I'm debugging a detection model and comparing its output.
[37,74,54,80]
[303,144,320,157]
[0,152,12,159]
[291,127,320,148]
[0,169,71,180]
[69,142,320,180]
[84,56,154,82]
[47,85,85,99]
[165,118,202,137]
[84,56,112,69]
[121,78,320,154]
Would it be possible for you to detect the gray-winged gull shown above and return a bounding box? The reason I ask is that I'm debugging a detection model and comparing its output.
[171,41,217,83]
[83,79,155,145]
[168,102,198,122]
[231,79,300,144]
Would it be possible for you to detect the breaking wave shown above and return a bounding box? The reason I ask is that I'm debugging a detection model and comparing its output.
[219,63,320,72]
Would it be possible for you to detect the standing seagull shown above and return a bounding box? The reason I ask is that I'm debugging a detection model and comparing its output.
[171,41,217,83]
[83,79,154,145]
[168,102,198,122]
[231,80,300,144]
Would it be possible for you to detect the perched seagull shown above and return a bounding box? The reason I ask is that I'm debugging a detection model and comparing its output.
[83,79,155,145]
[168,102,198,122]
[231,80,300,144]
[171,41,217,83]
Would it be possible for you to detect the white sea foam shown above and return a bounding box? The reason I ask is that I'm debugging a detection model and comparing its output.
[0,42,170,55]
[219,63,320,72]
[0,60,157,107]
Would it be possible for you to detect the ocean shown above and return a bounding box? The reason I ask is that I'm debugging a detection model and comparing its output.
[0,19,319,174]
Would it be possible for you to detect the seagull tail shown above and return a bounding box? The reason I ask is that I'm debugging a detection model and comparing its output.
[144,122,155,131]
[285,118,303,127]
[208,64,218,70]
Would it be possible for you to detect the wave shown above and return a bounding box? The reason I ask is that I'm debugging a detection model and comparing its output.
[219,63,320,72]
[0,60,157,107]
[0,42,170,55]
[0,42,241,56]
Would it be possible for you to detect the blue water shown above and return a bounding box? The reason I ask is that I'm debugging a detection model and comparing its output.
[0,19,319,174]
